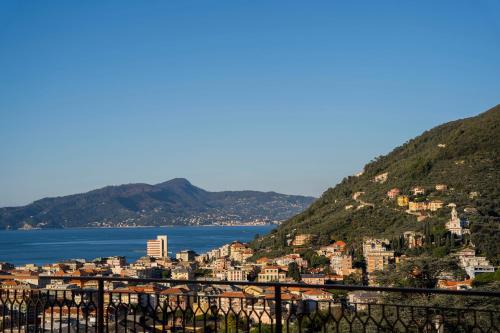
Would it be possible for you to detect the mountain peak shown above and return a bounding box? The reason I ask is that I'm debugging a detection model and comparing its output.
[156,178,193,188]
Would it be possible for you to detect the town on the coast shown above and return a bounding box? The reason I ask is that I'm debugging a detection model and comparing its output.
[0,182,495,328]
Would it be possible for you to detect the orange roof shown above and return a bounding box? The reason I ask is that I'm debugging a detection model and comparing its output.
[262,265,281,270]
[440,279,472,287]
[286,286,308,292]
[2,280,20,286]
[334,240,346,247]
[160,287,189,295]
[221,291,250,298]
[303,289,331,296]
[114,285,159,294]
[264,293,298,300]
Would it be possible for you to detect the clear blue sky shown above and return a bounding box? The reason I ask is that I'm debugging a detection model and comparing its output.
[1,1,499,207]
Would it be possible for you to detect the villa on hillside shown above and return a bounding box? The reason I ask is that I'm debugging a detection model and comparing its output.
[374,172,389,183]
[454,247,494,279]
[363,238,395,274]
[412,186,426,195]
[435,184,448,191]
[403,231,424,249]
[427,200,444,211]
[387,188,401,199]
[291,234,315,246]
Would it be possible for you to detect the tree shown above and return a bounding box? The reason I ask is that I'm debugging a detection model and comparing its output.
[161,269,171,279]
[375,256,466,289]
[343,271,363,286]
[287,262,301,281]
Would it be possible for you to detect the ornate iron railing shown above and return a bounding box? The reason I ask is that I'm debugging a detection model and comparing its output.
[0,276,499,332]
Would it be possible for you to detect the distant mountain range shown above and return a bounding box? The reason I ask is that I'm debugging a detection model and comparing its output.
[0,178,315,230]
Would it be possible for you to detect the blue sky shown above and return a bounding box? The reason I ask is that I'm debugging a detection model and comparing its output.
[0,1,499,207]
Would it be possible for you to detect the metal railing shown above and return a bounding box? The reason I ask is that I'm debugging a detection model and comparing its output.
[1,276,499,332]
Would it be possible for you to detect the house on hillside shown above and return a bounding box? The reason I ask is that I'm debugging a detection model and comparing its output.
[435,184,448,191]
[408,201,427,212]
[291,234,315,246]
[387,188,401,199]
[362,238,394,274]
[374,172,389,183]
[403,231,424,249]
[301,274,326,285]
[257,266,287,282]
[437,279,472,291]
[428,200,444,211]
[412,186,426,195]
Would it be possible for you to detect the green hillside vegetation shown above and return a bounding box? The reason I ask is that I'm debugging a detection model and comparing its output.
[252,105,500,264]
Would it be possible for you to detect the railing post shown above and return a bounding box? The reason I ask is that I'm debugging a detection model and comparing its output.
[97,279,104,333]
[274,285,282,333]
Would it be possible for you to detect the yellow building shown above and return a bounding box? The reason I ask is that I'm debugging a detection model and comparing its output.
[397,195,409,207]
[428,200,444,211]
[291,234,315,246]
[408,201,427,212]
[257,266,287,282]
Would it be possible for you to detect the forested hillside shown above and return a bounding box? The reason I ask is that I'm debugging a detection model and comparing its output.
[252,105,500,264]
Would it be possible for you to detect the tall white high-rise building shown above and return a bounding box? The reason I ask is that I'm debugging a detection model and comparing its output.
[147,235,168,258]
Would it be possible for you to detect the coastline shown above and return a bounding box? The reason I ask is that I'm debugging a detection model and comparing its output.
[0,224,274,265]
[3,223,276,232]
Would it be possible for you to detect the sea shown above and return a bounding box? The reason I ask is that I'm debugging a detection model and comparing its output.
[0,225,274,266]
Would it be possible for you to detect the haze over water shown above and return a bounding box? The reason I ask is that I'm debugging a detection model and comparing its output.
[0,226,274,265]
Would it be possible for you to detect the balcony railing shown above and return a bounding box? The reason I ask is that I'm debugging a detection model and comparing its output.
[1,276,499,332]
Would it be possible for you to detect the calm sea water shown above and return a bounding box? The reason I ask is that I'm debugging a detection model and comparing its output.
[0,225,274,265]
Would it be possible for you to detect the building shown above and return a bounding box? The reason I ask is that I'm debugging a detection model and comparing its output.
[408,201,427,212]
[459,256,494,279]
[171,266,194,280]
[291,234,315,246]
[301,274,326,285]
[275,254,308,269]
[226,268,248,281]
[435,184,448,191]
[403,231,424,249]
[373,172,388,183]
[412,186,426,195]
[330,254,353,276]
[105,256,127,267]
[229,242,254,263]
[437,279,472,290]
[397,195,409,207]
[445,205,469,236]
[147,235,168,259]
[387,188,401,199]
[257,266,287,282]
[348,291,380,311]
[427,200,444,211]
[363,238,394,274]
[469,191,480,199]
[176,250,196,262]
